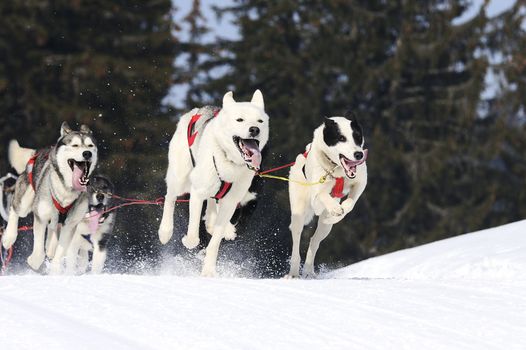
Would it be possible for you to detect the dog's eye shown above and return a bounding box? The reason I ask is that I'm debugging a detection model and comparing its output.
[338,136,346,142]
[236,118,244,122]
[72,144,79,148]
[257,119,263,123]
[87,144,94,148]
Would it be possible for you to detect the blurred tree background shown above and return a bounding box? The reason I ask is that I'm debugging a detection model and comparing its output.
[1,0,525,276]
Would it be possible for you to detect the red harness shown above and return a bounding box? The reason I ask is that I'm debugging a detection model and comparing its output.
[302,150,345,199]
[187,109,231,200]
[187,108,221,147]
[27,152,73,215]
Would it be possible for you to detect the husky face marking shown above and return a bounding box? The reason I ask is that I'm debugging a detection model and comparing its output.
[87,175,113,212]
[86,175,114,232]
[322,113,366,179]
[219,90,269,171]
[56,122,98,192]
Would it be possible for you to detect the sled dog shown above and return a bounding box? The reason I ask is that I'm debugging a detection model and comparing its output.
[286,112,367,278]
[65,175,116,274]
[158,90,269,276]
[1,122,97,270]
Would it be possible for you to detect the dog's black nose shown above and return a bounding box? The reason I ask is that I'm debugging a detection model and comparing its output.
[249,126,260,137]
[83,151,92,160]
[96,193,104,202]
[354,151,363,160]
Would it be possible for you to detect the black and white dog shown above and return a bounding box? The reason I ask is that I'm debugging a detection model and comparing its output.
[286,112,367,278]
[2,122,97,270]
[65,175,116,274]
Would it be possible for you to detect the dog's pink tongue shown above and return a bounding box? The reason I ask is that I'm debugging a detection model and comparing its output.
[243,140,262,170]
[87,210,101,234]
[72,164,86,192]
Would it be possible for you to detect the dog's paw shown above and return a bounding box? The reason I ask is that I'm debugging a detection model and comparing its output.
[158,226,173,245]
[49,261,63,275]
[302,266,317,279]
[27,253,45,271]
[282,273,300,279]
[182,235,200,249]
[200,266,217,277]
[328,204,344,217]
[223,223,237,241]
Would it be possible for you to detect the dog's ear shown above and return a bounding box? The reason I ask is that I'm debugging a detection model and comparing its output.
[251,89,264,109]
[80,124,93,135]
[60,121,72,137]
[346,112,364,146]
[323,117,340,146]
[223,91,235,108]
[344,110,357,122]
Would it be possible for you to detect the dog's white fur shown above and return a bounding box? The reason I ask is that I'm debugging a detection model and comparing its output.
[286,116,367,278]
[159,90,269,276]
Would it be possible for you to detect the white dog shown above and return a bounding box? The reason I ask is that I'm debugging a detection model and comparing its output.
[286,112,367,278]
[158,90,269,276]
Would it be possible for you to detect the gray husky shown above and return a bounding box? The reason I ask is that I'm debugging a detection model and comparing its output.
[1,122,98,270]
[65,175,116,274]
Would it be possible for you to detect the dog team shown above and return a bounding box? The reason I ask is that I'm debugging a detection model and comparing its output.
[1,90,367,277]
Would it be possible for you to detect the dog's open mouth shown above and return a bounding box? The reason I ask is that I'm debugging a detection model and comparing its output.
[339,152,367,179]
[68,159,90,192]
[233,136,262,171]
[87,203,106,234]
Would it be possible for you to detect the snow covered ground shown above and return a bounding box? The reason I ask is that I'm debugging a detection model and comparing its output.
[2,220,526,349]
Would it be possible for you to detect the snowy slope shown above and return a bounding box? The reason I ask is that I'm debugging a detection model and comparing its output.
[330,220,526,281]
[2,221,526,350]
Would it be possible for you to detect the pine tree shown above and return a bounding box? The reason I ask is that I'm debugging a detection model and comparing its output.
[177,0,211,107]
[482,1,526,226]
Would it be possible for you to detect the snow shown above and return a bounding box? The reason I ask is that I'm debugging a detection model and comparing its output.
[331,220,526,281]
[2,220,526,349]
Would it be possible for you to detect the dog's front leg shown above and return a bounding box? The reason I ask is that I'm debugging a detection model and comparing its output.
[204,198,217,235]
[65,231,82,274]
[201,200,238,277]
[323,182,367,225]
[78,249,89,273]
[2,207,20,249]
[182,192,204,249]
[91,242,107,274]
[50,222,76,274]
[2,181,34,249]
[315,192,344,218]
[45,217,59,258]
[27,216,47,270]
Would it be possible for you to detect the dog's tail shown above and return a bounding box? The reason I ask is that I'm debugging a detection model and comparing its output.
[8,140,36,175]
